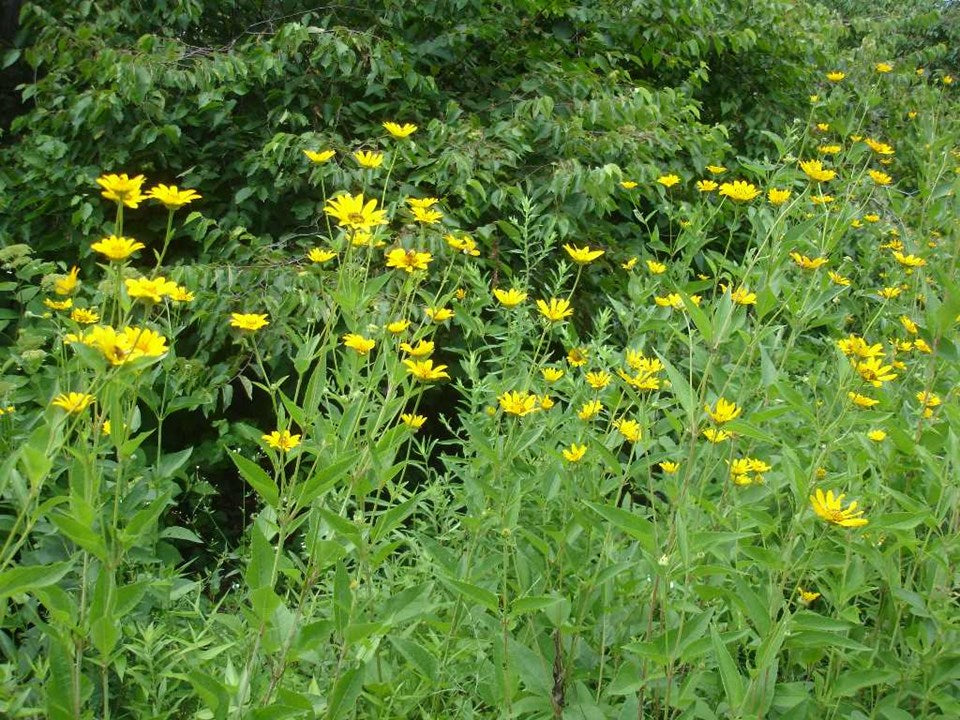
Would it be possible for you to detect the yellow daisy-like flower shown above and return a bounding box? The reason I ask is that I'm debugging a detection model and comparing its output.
[230,313,270,332]
[659,461,680,474]
[816,122,830,132]
[789,252,829,270]
[874,62,893,73]
[44,298,72,311]
[146,184,201,210]
[537,297,573,322]
[798,588,821,604]
[406,197,439,210]
[705,397,742,424]
[425,307,454,323]
[125,276,178,303]
[878,287,902,300]
[817,144,842,155]
[541,367,564,383]
[404,359,450,382]
[96,173,146,208]
[308,248,337,264]
[385,248,433,273]
[621,257,638,270]
[562,443,587,463]
[856,357,897,387]
[799,159,836,182]
[864,138,894,155]
[354,150,384,168]
[324,193,388,232]
[343,333,376,355]
[810,489,869,527]
[577,399,602,420]
[646,259,667,274]
[654,293,684,309]
[696,179,718,192]
[563,244,605,264]
[848,392,879,408]
[585,371,611,390]
[719,180,761,202]
[70,308,100,324]
[767,188,792,205]
[867,429,887,442]
[892,252,925,268]
[383,122,418,139]
[539,395,554,410]
[399,340,434,357]
[168,285,194,303]
[90,235,146,261]
[386,319,410,334]
[828,271,851,287]
[620,180,638,189]
[705,165,727,175]
[400,413,427,430]
[900,316,918,335]
[51,392,95,414]
[54,266,80,295]
[567,347,588,367]
[868,169,893,186]
[702,428,732,443]
[445,234,480,256]
[810,194,834,205]
[729,286,757,306]
[411,206,443,224]
[916,391,941,409]
[837,334,884,359]
[262,429,301,452]
[77,325,168,365]
[498,390,540,416]
[826,71,846,82]
[657,174,681,188]
[613,418,642,442]
[493,288,528,307]
[303,149,336,164]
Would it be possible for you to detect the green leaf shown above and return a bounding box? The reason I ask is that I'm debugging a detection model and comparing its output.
[584,501,656,554]
[443,577,500,613]
[711,624,745,709]
[230,451,279,508]
[326,666,365,720]
[0,561,72,600]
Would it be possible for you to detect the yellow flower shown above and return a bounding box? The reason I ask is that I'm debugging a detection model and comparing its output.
[878,286,902,300]
[96,173,146,208]
[729,286,757,306]
[620,180,638,189]
[44,298,72,311]
[425,306,454,323]
[916,391,941,408]
[343,333,376,355]
[817,144,842,155]
[386,319,410,334]
[914,338,931,354]
[411,206,443,224]
[944,75,954,85]
[899,316,918,335]
[354,150,384,168]
[646,259,667,274]
[811,194,834,205]
[577,399,602,420]
[874,62,893,73]
[406,197,439,210]
[810,489,869,527]
[445,234,480,256]
[399,340,434,357]
[856,357,897,386]
[828,271,851,286]
[848,392,879,408]
[585,371,611,390]
[867,429,887,442]
[77,325,168,364]
[864,214,880,223]
[659,461,680,474]
[125,276,178,303]
[621,257,638,270]
[868,169,893,186]
[563,244,605,264]
[383,122,418,138]
[892,252,925,268]
[51,392,95,413]
[498,391,539,416]
[696,179,718,192]
[404,359,450,382]
[729,457,770,485]
[706,165,727,175]
[798,588,821,604]
[230,313,269,331]
[493,288,527,307]
[540,395,555,410]
[541,367,564,383]
[702,428,732,443]
[308,248,337,264]
[90,235,145,261]
[657,174,681,188]
[705,397,742,424]
[718,180,761,202]
[816,122,829,132]
[654,293,684,309]
[54,266,80,295]
[262,429,301,452]
[864,138,894,155]
[400,413,427,430]
[70,308,100,324]
[351,231,375,247]
[168,285,194,302]
[537,297,573,322]
[826,71,846,82]
[303,149,336,163]
[386,248,433,273]
[789,252,829,270]
[767,188,791,205]
[567,347,589,366]
[799,159,836,182]
[809,94,820,103]
[324,193,388,231]
[562,443,587,463]
[837,334,884,359]
[613,418,642,442]
[146,184,201,210]
[455,288,467,301]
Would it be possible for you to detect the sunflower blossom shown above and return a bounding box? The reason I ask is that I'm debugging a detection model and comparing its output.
[810,489,869,527]
[537,298,573,322]
[718,180,761,202]
[262,430,301,452]
[147,184,201,209]
[386,248,432,273]
[324,193,388,232]
[91,235,145,261]
[404,359,450,382]
[499,391,540,416]
[97,173,146,208]
[563,244,605,264]
[51,392,95,414]
[799,160,836,182]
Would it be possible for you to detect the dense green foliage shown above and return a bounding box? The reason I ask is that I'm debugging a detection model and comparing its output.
[1,1,959,719]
